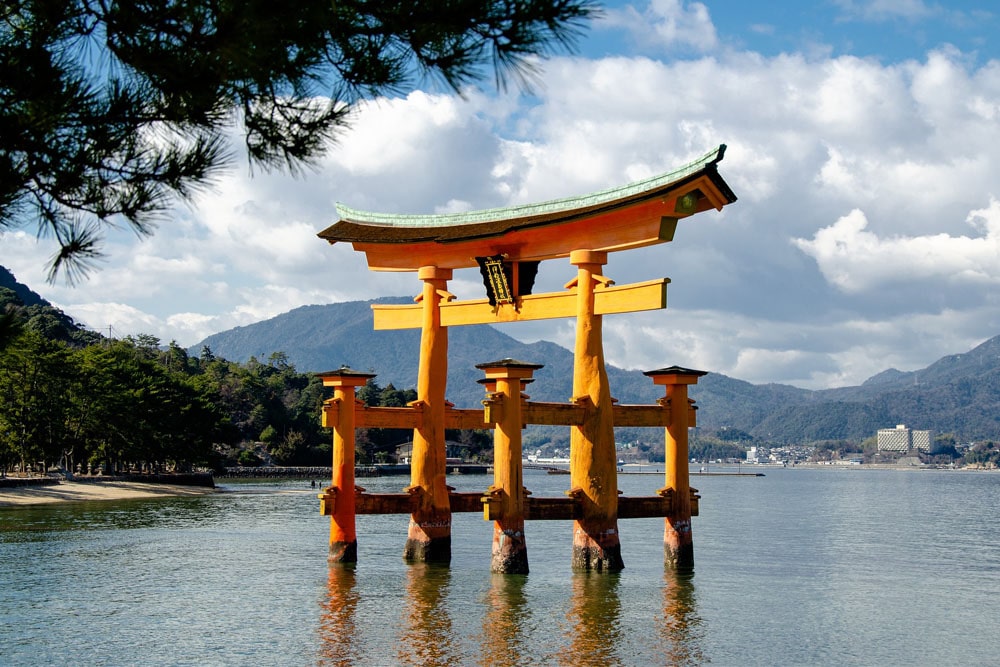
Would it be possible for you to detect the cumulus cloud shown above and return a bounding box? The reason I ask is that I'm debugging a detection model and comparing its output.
[7,3,1000,390]
[793,201,1000,292]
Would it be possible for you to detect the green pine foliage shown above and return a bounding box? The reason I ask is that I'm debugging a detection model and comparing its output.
[1,0,595,282]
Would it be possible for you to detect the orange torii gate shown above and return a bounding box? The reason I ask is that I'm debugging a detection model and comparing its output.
[316,145,737,572]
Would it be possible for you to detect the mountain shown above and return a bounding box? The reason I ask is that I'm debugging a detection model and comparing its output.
[7,262,995,444]
[193,297,663,409]
[193,299,1000,443]
[0,266,47,307]
[0,266,102,347]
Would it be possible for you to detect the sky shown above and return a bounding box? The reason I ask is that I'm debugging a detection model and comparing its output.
[5,0,1000,390]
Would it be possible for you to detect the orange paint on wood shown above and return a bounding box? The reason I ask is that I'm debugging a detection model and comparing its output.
[316,370,374,564]
[567,250,624,572]
[353,207,678,271]
[403,267,454,563]
[372,278,669,330]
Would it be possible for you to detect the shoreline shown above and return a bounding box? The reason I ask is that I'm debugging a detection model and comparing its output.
[0,480,218,507]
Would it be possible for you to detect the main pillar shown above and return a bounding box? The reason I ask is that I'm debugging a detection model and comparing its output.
[568,250,624,572]
[318,368,375,563]
[403,266,454,563]
[645,366,707,569]
[478,359,542,574]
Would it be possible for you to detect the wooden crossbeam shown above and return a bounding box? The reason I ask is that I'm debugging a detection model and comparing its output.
[522,401,587,426]
[612,403,671,427]
[330,491,699,518]
[354,492,417,514]
[355,405,424,429]
[326,397,694,430]
[444,407,489,430]
[373,278,669,330]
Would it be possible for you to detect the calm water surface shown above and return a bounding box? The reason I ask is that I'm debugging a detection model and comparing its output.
[2,468,998,666]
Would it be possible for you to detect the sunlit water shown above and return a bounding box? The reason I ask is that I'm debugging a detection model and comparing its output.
[2,468,998,666]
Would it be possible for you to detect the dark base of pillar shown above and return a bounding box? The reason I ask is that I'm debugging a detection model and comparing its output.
[664,516,694,569]
[403,536,451,564]
[572,520,625,572]
[571,543,624,572]
[664,542,694,569]
[328,540,358,564]
[491,529,529,574]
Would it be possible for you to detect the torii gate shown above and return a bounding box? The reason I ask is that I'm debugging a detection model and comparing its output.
[316,145,737,572]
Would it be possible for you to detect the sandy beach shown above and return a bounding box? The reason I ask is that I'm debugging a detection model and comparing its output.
[0,480,217,507]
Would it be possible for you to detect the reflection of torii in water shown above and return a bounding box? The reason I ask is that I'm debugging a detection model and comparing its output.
[316,145,737,572]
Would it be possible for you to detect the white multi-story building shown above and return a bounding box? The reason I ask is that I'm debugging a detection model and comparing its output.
[911,429,933,452]
[877,424,934,453]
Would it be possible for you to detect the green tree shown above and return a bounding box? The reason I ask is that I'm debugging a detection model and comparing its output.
[72,339,227,473]
[2,0,595,281]
[0,330,75,471]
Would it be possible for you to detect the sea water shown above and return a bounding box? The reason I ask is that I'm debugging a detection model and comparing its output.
[2,468,998,666]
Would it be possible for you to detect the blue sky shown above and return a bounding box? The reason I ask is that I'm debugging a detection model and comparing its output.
[590,0,999,61]
[5,0,1000,390]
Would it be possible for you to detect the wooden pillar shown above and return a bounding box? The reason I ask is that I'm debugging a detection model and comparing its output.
[477,359,542,574]
[645,366,707,569]
[403,266,454,563]
[567,250,623,572]
[317,368,375,563]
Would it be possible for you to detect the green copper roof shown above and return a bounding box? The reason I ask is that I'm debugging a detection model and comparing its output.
[333,145,730,229]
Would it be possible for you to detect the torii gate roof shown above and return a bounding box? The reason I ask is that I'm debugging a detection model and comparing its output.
[318,144,736,271]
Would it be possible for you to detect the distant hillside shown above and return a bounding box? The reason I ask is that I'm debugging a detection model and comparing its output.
[0,266,101,347]
[193,299,1000,443]
[193,298,665,409]
[0,266,46,307]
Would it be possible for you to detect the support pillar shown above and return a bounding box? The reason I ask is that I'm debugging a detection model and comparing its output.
[318,368,376,563]
[645,366,707,569]
[403,266,454,563]
[567,250,624,572]
[477,359,542,574]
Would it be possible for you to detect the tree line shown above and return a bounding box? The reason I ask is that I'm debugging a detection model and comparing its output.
[0,288,491,475]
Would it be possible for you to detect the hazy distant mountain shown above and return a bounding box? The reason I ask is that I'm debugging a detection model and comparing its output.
[192,297,663,409]
[7,262,996,444]
[192,298,1000,443]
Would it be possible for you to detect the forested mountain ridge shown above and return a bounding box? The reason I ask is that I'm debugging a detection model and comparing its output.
[194,299,1000,443]
[0,266,102,347]
[2,264,996,448]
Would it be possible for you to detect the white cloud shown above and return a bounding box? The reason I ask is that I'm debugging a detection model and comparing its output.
[602,0,718,52]
[792,203,1000,292]
[7,5,1000,391]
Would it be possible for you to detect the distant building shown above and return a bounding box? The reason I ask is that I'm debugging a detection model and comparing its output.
[877,424,933,453]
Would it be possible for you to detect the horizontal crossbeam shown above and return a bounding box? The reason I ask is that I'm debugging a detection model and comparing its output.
[321,490,699,518]
[373,279,669,330]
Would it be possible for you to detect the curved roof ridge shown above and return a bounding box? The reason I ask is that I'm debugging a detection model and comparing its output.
[334,144,728,228]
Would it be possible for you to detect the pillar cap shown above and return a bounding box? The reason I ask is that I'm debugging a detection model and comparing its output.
[417,266,453,280]
[569,249,608,266]
[316,366,377,387]
[643,365,708,385]
[476,358,544,380]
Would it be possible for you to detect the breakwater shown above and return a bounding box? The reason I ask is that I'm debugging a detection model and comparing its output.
[220,464,491,479]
